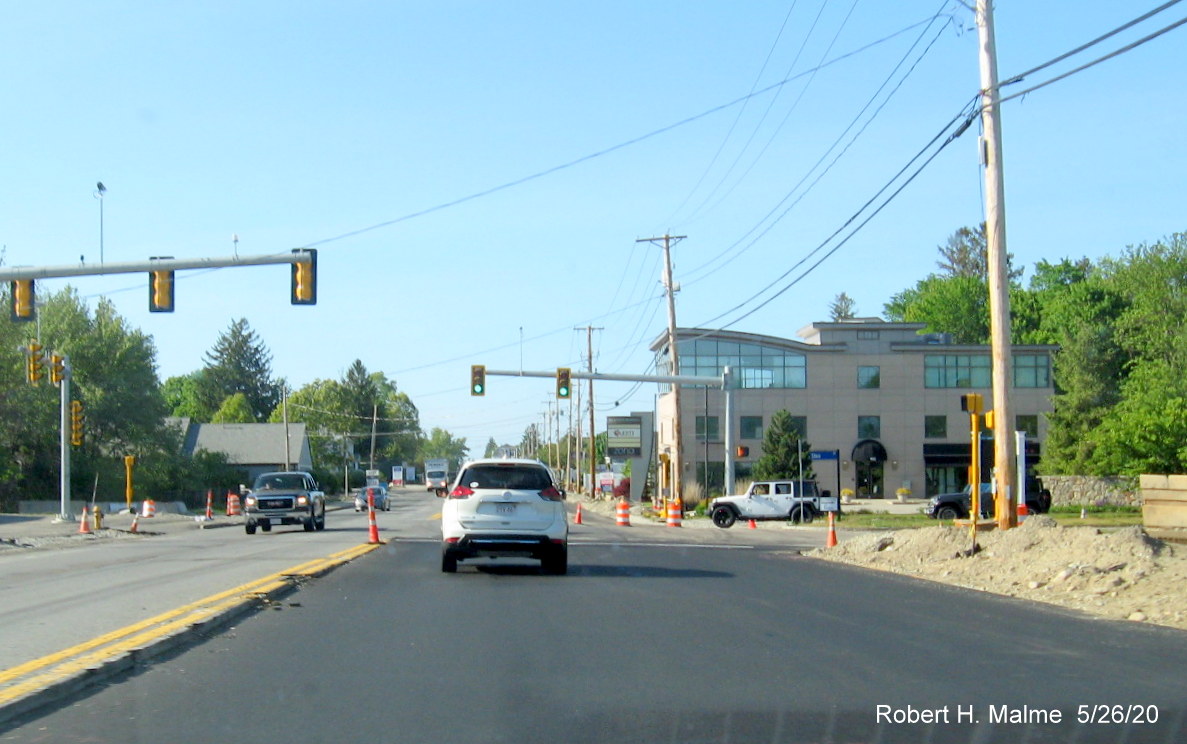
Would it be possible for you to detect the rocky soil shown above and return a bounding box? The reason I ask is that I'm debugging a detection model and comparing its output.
[807,515,1187,631]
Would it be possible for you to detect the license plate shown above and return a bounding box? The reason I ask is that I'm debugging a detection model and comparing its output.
[495,504,516,515]
[269,517,282,525]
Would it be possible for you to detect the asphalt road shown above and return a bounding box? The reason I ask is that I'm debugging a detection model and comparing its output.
[2,494,1186,743]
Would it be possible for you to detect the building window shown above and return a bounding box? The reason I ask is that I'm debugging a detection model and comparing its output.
[695,415,720,441]
[740,416,764,440]
[857,330,880,340]
[1013,354,1051,388]
[1016,414,1039,438]
[858,415,881,439]
[857,366,880,389]
[659,339,807,390]
[924,354,991,388]
[924,415,947,438]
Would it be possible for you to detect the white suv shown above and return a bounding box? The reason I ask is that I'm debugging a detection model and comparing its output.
[440,458,568,574]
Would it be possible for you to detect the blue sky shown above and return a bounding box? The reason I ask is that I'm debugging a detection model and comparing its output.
[3,1,1184,449]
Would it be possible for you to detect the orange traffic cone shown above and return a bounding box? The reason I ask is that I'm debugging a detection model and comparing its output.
[826,511,838,548]
[748,519,757,529]
[367,503,382,545]
[205,489,214,520]
[130,514,140,534]
[574,503,584,525]
[616,499,631,527]
[78,506,92,534]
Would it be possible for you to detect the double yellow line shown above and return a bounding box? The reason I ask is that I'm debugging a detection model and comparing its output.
[0,543,380,718]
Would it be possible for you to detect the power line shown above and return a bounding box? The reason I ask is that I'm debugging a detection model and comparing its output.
[996,12,1187,106]
[682,4,954,285]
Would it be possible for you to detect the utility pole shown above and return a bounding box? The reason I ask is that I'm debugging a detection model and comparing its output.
[976,0,1016,529]
[638,235,687,508]
[577,326,603,497]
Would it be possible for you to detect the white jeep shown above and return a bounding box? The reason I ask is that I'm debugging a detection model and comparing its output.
[709,480,824,528]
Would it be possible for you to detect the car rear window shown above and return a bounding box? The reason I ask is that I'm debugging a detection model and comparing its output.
[461,464,552,491]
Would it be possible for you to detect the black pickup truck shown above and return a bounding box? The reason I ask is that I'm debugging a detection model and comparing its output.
[926,477,1052,520]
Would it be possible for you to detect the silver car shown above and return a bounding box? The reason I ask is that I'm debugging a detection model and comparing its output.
[440,458,568,574]
[354,485,390,512]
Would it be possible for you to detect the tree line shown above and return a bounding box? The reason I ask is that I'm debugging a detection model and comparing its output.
[0,295,469,509]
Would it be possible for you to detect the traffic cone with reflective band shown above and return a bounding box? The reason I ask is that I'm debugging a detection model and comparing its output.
[666,499,682,527]
[130,514,140,533]
[826,511,838,548]
[205,490,214,520]
[78,506,92,534]
[616,499,631,527]
[574,503,583,525]
[226,492,242,516]
[367,497,382,544]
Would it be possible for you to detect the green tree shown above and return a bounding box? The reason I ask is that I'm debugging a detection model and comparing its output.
[162,371,212,420]
[420,427,469,466]
[211,392,255,423]
[483,437,499,458]
[196,318,280,422]
[829,292,857,320]
[935,223,1022,281]
[752,410,815,481]
[0,288,177,507]
[884,274,990,343]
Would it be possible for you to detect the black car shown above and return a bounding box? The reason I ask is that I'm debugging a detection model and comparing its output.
[927,478,1052,520]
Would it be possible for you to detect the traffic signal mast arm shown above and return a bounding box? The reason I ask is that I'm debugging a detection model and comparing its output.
[0,251,314,281]
[482,368,724,387]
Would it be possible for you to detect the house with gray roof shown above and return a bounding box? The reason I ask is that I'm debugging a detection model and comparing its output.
[170,419,314,482]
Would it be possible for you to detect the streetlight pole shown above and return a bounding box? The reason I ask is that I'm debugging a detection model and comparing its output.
[94,182,107,264]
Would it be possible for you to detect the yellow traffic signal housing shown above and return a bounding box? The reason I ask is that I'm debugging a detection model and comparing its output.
[149,269,175,312]
[960,392,984,414]
[26,341,44,384]
[470,365,486,396]
[556,367,572,399]
[983,410,995,429]
[50,354,65,386]
[70,400,84,446]
[291,249,317,305]
[10,279,35,322]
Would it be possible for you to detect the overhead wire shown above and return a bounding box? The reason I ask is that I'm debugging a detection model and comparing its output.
[684,0,862,227]
[681,0,954,285]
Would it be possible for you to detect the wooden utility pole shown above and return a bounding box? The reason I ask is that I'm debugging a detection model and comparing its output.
[577,325,603,497]
[976,0,1016,529]
[637,234,687,507]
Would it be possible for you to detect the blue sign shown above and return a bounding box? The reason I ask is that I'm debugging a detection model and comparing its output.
[810,450,839,461]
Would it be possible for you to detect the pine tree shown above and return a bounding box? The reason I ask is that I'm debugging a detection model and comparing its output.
[752,410,815,481]
[197,318,280,421]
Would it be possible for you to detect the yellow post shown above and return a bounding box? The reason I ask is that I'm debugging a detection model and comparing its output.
[124,455,137,513]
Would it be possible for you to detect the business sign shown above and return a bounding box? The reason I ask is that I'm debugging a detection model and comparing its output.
[606,416,643,457]
[810,450,840,461]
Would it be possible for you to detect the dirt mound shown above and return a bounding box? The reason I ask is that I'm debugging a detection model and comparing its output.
[810,518,1187,631]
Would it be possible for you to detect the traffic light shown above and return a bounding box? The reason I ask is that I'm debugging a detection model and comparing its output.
[26,341,44,385]
[983,410,995,429]
[470,364,486,396]
[556,367,571,399]
[10,279,35,322]
[149,269,175,312]
[50,354,65,386]
[70,400,84,446]
[960,392,984,414]
[291,249,317,305]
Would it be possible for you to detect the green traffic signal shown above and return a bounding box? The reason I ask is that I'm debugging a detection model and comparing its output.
[470,365,486,396]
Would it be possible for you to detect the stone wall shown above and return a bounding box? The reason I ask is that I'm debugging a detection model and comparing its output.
[1041,475,1139,506]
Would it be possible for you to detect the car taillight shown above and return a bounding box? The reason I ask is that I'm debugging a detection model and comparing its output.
[540,486,562,501]
[449,486,473,499]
